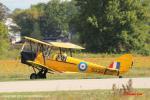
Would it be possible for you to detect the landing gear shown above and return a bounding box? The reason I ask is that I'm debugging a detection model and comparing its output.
[117,71,122,78]
[119,76,123,78]
[30,68,48,79]
[30,73,37,79]
[37,69,48,79]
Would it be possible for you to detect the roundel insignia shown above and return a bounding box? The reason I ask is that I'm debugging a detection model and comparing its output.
[78,62,88,71]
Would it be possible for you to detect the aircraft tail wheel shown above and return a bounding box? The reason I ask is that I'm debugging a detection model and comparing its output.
[30,73,37,79]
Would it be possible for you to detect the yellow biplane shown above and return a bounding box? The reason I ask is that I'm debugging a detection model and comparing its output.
[21,37,133,79]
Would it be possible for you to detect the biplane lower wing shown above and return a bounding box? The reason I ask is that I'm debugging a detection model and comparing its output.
[27,60,62,74]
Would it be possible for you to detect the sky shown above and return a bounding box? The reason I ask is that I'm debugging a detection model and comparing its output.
[0,0,50,11]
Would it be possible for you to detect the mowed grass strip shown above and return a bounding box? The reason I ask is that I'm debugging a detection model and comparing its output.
[0,89,149,100]
[0,55,150,81]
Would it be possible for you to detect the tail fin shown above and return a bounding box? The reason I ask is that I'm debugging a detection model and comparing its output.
[108,54,133,74]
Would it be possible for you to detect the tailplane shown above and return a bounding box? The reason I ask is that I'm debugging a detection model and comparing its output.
[108,54,133,74]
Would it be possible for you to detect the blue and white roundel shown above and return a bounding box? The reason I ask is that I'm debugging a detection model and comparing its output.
[78,62,88,71]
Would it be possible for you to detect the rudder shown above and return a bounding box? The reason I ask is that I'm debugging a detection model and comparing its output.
[108,54,133,74]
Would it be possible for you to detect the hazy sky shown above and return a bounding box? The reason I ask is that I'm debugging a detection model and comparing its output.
[0,0,50,11]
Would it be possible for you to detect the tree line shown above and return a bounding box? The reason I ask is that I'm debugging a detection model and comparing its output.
[76,0,150,55]
[12,0,77,40]
[0,2,9,55]
[1,0,150,55]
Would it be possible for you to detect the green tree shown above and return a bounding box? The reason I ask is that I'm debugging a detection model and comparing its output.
[141,0,150,55]
[13,7,43,39]
[76,0,150,54]
[0,22,8,54]
[0,3,9,55]
[0,3,9,20]
[12,9,34,36]
[12,1,77,40]
[41,0,78,38]
[30,22,43,39]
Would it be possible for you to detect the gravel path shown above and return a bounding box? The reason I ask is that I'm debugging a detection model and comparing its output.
[0,78,150,93]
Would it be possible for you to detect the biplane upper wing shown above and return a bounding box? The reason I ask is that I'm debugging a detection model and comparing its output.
[24,37,85,49]
[49,42,85,49]
[24,36,52,46]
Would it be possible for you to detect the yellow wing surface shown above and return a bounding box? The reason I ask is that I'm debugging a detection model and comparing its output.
[30,53,133,76]
[49,42,85,49]
[24,36,85,49]
[24,36,52,46]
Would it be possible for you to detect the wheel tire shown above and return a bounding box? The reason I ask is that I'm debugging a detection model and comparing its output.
[37,74,46,79]
[42,74,46,79]
[119,76,123,78]
[36,74,42,79]
[30,73,37,79]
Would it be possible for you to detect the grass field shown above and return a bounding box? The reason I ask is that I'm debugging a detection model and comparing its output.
[0,54,150,81]
[0,89,149,100]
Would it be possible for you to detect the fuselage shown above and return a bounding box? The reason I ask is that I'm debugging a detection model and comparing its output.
[34,53,119,75]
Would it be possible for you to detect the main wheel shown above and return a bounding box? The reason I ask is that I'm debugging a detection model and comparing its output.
[119,76,123,78]
[37,73,46,79]
[30,73,37,79]
[36,69,47,79]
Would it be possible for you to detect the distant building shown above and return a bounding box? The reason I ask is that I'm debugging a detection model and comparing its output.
[5,18,21,44]
[9,33,21,44]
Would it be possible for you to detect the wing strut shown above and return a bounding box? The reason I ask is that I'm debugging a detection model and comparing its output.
[32,66,36,73]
